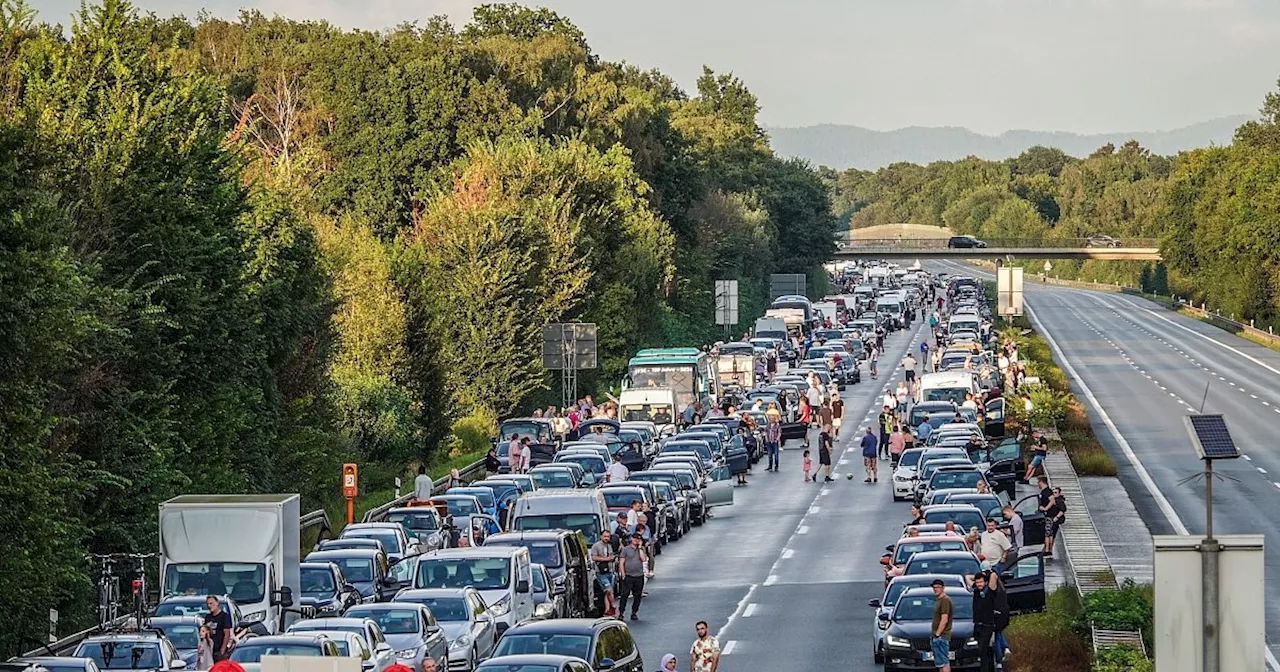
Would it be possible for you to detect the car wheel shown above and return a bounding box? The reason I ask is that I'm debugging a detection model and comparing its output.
[874,644,885,664]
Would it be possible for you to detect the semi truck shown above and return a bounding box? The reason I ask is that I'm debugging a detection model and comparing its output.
[159,494,301,633]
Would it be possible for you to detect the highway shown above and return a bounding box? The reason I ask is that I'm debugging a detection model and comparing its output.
[627,317,931,669]
[932,259,1280,664]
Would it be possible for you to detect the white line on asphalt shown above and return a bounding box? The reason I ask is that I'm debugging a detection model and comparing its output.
[713,582,758,643]
[1112,295,1280,379]
[1244,455,1253,461]
[722,641,737,655]
[1259,468,1268,475]
[808,506,821,514]
[782,549,794,559]
[1025,303,1190,535]
[764,575,777,586]
[743,603,757,618]
[798,525,810,534]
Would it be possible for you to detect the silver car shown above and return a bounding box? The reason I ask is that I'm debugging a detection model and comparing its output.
[393,587,497,672]
[344,603,449,672]
[287,617,394,672]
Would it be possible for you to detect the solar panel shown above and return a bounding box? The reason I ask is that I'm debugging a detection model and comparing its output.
[1185,414,1241,460]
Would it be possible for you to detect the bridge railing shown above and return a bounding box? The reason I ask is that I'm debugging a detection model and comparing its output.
[836,237,1159,249]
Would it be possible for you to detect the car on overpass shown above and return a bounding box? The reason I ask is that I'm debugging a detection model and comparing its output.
[1085,234,1121,247]
[947,235,987,249]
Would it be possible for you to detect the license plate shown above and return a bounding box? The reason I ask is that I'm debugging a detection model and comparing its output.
[921,652,956,661]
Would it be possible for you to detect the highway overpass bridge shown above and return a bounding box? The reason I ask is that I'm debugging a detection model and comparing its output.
[833,238,1161,261]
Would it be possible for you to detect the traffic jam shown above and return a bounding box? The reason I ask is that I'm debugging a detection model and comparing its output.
[11,261,1048,672]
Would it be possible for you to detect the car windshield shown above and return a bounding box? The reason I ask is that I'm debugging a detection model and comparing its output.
[622,404,673,422]
[229,644,321,663]
[478,666,558,672]
[487,540,562,568]
[930,471,984,490]
[905,556,981,577]
[328,558,374,582]
[894,541,970,565]
[417,557,511,590]
[154,599,227,618]
[301,567,336,595]
[451,490,496,508]
[357,608,421,634]
[530,471,575,489]
[894,594,975,621]
[386,511,439,531]
[402,597,468,621]
[885,580,942,607]
[897,451,923,468]
[921,460,967,479]
[492,634,592,659]
[442,499,479,517]
[163,562,265,604]
[156,624,199,650]
[514,514,602,544]
[76,643,162,670]
[924,388,970,405]
[345,531,402,555]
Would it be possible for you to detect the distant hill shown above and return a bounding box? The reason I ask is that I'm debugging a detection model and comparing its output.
[767,115,1253,170]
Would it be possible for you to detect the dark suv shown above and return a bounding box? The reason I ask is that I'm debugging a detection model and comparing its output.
[487,618,644,671]
[483,530,595,618]
[947,235,986,249]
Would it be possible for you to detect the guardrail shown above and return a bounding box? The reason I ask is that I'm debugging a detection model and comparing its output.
[361,458,489,523]
[838,237,1159,249]
[23,617,134,657]
[1176,301,1280,349]
[300,507,333,539]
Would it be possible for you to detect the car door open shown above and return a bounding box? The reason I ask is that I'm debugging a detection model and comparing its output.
[1001,551,1045,613]
[703,465,735,508]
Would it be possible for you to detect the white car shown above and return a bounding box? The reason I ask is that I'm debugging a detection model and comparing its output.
[891,448,927,501]
[287,617,394,672]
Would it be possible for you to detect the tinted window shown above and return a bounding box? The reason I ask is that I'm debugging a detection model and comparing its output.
[531,568,547,592]
[603,490,645,509]
[530,471,576,488]
[399,597,467,622]
[893,540,970,565]
[156,624,199,650]
[386,511,438,531]
[922,510,984,532]
[930,471,984,490]
[355,608,421,634]
[894,594,974,621]
[229,644,322,662]
[491,634,592,659]
[301,567,336,595]
[904,556,981,577]
[487,540,562,568]
[514,515,601,544]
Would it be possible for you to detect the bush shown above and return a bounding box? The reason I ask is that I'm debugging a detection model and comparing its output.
[1080,579,1154,636]
[1005,586,1091,672]
[1061,428,1117,476]
[1092,645,1152,672]
[452,407,497,456]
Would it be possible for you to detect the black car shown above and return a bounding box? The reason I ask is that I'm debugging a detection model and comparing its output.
[299,561,363,616]
[488,618,643,672]
[483,530,596,618]
[630,470,703,527]
[947,235,987,249]
[303,549,394,602]
[476,655,593,672]
[882,586,980,671]
[496,417,560,472]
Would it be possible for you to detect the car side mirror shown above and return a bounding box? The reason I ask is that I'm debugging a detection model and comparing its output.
[170,661,187,670]
[342,582,356,593]
[516,579,530,593]
[375,643,392,655]
[273,585,294,608]
[597,659,616,671]
[868,598,881,608]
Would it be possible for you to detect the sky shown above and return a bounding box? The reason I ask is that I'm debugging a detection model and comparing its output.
[29,0,1280,135]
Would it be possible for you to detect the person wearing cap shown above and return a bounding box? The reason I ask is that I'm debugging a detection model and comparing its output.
[930,579,954,672]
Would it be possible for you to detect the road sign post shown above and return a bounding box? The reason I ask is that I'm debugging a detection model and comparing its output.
[714,280,739,339]
[542,323,598,410]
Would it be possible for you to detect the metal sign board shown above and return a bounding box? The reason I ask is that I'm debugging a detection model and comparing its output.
[769,273,806,300]
[1154,535,1264,672]
[540,323,598,370]
[997,266,1024,317]
[714,280,739,326]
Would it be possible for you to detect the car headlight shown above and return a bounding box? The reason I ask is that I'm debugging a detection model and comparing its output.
[884,634,911,648]
[965,637,979,648]
[894,474,909,482]
[490,599,511,617]
[534,603,556,618]
[395,648,420,659]
[450,634,472,650]
[243,610,267,623]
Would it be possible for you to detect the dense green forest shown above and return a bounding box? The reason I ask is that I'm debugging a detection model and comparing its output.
[0,0,834,651]
[825,83,1280,326]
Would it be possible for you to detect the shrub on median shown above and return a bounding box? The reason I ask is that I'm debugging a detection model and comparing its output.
[1092,645,1152,672]
[1005,586,1091,672]
[1079,579,1154,649]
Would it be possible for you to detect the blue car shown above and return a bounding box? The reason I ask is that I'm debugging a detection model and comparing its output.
[446,487,502,534]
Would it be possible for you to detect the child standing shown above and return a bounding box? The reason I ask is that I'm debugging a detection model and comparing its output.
[197,625,214,670]
[802,449,813,482]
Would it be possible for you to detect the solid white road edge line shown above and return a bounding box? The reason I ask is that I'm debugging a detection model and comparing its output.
[714,583,758,642]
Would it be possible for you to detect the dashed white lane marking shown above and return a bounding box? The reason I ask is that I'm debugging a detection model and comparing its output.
[1244,455,1253,461]
[808,506,821,514]
[763,575,778,586]
[1259,468,1268,475]
[782,549,794,559]
[722,641,737,655]
[743,603,757,618]
[797,525,810,534]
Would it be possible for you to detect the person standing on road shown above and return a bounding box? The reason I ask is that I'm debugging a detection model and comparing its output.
[831,393,845,439]
[903,353,918,393]
[507,435,524,474]
[930,579,953,672]
[972,572,997,672]
[690,621,721,672]
[203,595,233,662]
[889,424,907,468]
[616,534,647,621]
[484,448,500,476]
[978,518,1012,572]
[1024,431,1047,482]
[990,572,1012,667]
[413,465,433,502]
[1045,487,1066,559]
[196,626,214,670]
[819,400,833,436]
[861,427,879,483]
[931,347,942,373]
[895,381,910,420]
[606,452,629,483]
[818,427,834,482]
[869,344,880,379]
[878,405,894,460]
[764,415,782,472]
[590,531,617,617]
[799,396,813,448]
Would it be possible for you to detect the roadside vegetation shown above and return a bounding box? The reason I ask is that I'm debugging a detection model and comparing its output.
[1004,580,1155,671]
[828,78,1280,334]
[0,0,837,652]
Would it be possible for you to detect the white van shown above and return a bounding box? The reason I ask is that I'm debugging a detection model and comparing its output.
[917,371,980,406]
[509,490,610,545]
[947,315,982,336]
[412,546,533,634]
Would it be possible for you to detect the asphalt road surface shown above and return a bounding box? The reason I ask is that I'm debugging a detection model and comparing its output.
[931,258,1280,667]
[628,316,930,670]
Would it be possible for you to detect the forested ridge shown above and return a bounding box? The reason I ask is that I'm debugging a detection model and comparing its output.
[0,0,834,651]
[826,81,1280,327]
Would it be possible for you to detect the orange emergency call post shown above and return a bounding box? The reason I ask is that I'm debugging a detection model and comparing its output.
[342,463,359,524]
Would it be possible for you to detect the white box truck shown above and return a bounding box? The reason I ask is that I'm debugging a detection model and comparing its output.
[159,494,301,633]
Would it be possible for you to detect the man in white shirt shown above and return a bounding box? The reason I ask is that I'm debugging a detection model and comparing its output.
[806,384,823,409]
[606,453,629,483]
[413,465,432,501]
[978,518,1012,571]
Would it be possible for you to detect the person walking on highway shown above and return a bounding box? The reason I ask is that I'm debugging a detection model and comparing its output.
[413,465,433,502]
[764,415,782,472]
[203,595,233,662]
[861,427,879,483]
[889,424,907,469]
[616,533,647,621]
[690,621,721,672]
[799,396,813,448]
[660,653,678,672]
[831,393,845,439]
[606,452,629,483]
[903,353,918,393]
[590,531,618,617]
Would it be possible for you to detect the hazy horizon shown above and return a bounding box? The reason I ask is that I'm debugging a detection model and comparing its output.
[29,0,1280,135]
